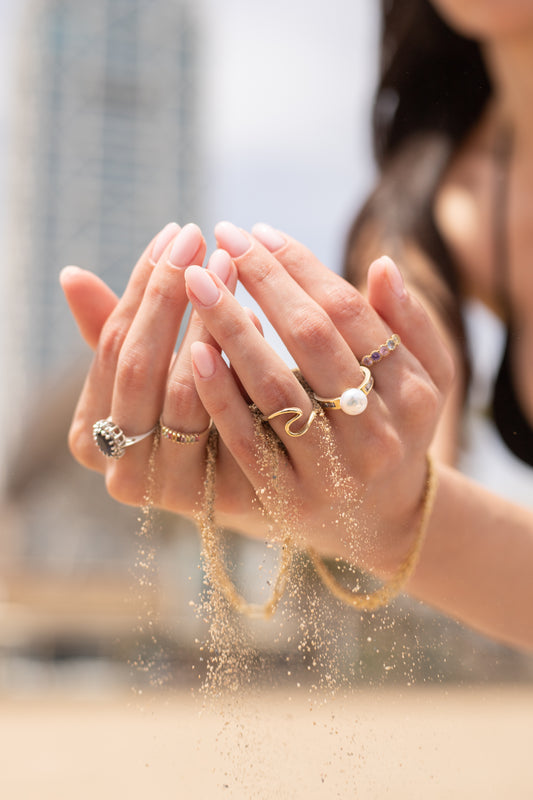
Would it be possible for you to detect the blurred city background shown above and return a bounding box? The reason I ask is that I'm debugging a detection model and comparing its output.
[0,0,532,703]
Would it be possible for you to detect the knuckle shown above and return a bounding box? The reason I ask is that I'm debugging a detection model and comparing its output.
[212,310,249,344]
[97,320,127,364]
[144,274,180,308]
[322,284,366,330]
[362,420,404,479]
[250,257,278,288]
[115,345,150,395]
[400,370,441,431]
[288,305,334,351]
[204,390,233,420]
[255,370,300,413]
[166,373,200,419]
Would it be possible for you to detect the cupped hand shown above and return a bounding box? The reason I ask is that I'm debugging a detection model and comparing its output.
[183,222,454,575]
[61,222,267,530]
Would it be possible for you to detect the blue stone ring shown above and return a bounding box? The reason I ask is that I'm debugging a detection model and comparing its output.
[92,416,158,459]
[313,366,374,416]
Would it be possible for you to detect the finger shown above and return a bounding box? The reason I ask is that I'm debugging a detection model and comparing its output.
[250,223,451,414]
[68,221,184,469]
[108,224,207,488]
[367,256,455,394]
[213,222,373,401]
[64,223,180,350]
[161,249,237,437]
[243,307,264,335]
[249,222,391,359]
[190,341,294,493]
[184,264,316,451]
[60,267,118,350]
[248,223,423,413]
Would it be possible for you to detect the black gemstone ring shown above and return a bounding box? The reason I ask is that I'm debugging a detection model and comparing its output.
[92,417,158,459]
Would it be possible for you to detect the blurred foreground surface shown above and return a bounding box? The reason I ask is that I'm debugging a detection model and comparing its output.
[1,685,532,799]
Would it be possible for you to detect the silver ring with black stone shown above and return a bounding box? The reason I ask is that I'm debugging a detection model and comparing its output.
[92,417,158,459]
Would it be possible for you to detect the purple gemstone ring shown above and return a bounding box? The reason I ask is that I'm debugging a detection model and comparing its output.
[361,333,400,368]
[92,417,158,459]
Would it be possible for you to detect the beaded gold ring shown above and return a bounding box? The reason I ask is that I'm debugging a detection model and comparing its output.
[160,420,212,444]
[361,333,400,367]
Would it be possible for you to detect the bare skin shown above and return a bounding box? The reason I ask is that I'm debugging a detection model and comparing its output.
[61,218,533,652]
[59,1,533,653]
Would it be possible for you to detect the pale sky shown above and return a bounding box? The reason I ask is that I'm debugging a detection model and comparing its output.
[200,0,378,265]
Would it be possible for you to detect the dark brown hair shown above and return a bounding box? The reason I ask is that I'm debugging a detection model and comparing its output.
[345,0,492,352]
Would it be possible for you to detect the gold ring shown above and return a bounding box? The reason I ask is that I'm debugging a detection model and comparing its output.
[361,333,400,367]
[313,366,374,416]
[260,406,317,438]
[160,420,212,444]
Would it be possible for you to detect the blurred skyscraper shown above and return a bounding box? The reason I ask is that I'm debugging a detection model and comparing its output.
[0,0,203,657]
[5,0,200,427]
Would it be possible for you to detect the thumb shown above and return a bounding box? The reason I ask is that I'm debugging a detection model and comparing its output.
[60,266,118,351]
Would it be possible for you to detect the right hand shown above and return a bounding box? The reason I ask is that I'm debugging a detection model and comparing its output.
[61,222,265,532]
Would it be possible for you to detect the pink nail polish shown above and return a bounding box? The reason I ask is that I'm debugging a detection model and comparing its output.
[214,221,251,258]
[185,265,220,307]
[167,223,202,268]
[191,341,216,378]
[382,256,406,299]
[150,222,180,264]
[207,249,232,284]
[252,223,286,253]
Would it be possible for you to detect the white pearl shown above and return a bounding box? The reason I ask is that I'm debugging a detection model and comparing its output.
[339,388,368,415]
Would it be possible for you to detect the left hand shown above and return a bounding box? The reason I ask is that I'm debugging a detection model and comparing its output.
[184,222,454,575]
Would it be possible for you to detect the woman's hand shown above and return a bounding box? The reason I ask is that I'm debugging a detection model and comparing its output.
[62,217,454,576]
[61,222,270,533]
[183,222,454,575]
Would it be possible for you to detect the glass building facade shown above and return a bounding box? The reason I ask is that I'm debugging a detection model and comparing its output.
[6,0,199,396]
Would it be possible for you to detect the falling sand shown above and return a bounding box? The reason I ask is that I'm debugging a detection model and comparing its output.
[128,399,524,796]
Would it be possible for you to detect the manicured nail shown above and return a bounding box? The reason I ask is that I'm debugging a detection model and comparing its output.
[191,341,216,379]
[167,222,202,268]
[214,221,251,257]
[381,256,406,299]
[59,265,83,283]
[150,222,180,264]
[252,223,286,253]
[185,265,221,307]
[207,249,232,284]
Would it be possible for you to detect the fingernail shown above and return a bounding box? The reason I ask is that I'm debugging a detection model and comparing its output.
[207,249,232,284]
[167,222,202,268]
[191,341,216,379]
[59,265,83,282]
[214,221,251,258]
[185,265,220,307]
[252,223,286,253]
[381,256,406,299]
[151,222,180,264]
